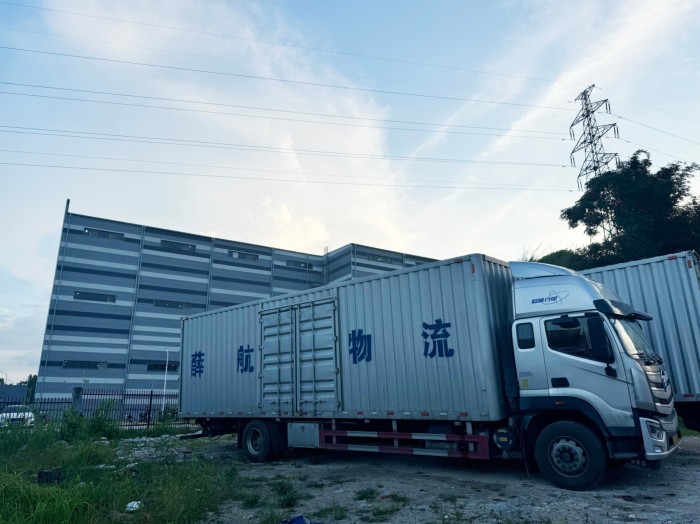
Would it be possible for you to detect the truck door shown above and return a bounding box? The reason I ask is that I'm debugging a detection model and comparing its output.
[540,313,635,428]
[259,298,339,416]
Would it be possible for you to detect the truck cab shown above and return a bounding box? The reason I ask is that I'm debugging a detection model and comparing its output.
[509,262,681,489]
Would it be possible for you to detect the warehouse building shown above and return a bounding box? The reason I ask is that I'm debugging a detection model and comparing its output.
[37,202,433,397]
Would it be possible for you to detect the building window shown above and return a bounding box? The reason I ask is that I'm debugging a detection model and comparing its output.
[160,239,196,253]
[73,291,116,303]
[83,228,125,241]
[229,250,259,261]
[146,362,180,372]
[63,360,107,370]
[153,299,191,309]
[367,254,402,265]
[286,260,312,270]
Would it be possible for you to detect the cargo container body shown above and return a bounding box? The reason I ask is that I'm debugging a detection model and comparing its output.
[180,254,680,490]
[582,251,700,430]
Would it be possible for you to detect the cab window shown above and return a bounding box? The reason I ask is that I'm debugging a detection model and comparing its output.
[544,315,613,363]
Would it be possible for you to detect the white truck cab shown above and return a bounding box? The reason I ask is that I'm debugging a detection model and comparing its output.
[509,262,680,488]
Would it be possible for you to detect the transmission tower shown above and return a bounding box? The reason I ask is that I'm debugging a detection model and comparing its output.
[569,84,620,189]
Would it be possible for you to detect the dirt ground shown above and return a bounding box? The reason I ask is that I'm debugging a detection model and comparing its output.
[193,435,700,523]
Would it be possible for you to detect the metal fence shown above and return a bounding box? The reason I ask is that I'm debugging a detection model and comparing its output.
[0,388,194,429]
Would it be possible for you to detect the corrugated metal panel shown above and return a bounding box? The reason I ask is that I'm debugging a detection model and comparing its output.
[581,251,700,399]
[180,254,512,422]
[180,303,259,416]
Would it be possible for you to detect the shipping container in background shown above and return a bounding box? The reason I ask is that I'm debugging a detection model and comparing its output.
[581,251,700,430]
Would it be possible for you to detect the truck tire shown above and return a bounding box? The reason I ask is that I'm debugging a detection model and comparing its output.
[534,421,607,491]
[242,420,274,462]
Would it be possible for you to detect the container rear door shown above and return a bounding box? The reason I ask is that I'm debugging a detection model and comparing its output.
[260,307,295,414]
[297,299,338,415]
[260,298,339,416]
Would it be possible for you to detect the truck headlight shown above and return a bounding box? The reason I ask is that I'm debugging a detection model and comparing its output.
[646,421,665,441]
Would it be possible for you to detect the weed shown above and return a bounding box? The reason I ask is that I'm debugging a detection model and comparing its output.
[370,503,403,521]
[386,493,409,504]
[355,487,379,501]
[257,507,286,524]
[0,423,229,523]
[316,503,349,520]
[328,474,349,486]
[306,480,325,489]
[273,480,300,508]
[440,493,458,503]
[241,492,262,508]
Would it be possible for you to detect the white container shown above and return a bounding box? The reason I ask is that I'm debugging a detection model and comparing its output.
[179,254,513,423]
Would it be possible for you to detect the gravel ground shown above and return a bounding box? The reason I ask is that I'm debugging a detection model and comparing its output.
[201,435,700,524]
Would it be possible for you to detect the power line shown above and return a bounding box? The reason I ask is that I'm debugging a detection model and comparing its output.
[0,1,585,88]
[0,81,566,135]
[0,161,575,192]
[0,125,573,167]
[606,137,692,163]
[0,45,576,111]
[597,86,700,127]
[611,113,700,147]
[0,25,575,104]
[0,89,568,140]
[0,148,574,189]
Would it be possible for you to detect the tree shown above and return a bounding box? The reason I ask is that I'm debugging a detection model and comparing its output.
[548,151,699,269]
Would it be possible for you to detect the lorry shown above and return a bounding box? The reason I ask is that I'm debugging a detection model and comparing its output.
[581,250,700,431]
[179,254,681,490]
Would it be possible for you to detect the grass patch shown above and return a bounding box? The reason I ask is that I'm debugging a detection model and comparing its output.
[273,479,301,509]
[315,503,348,520]
[355,487,379,501]
[385,493,409,504]
[370,503,403,521]
[439,493,459,503]
[327,474,349,486]
[257,507,286,524]
[680,418,699,437]
[0,421,231,523]
[241,492,262,508]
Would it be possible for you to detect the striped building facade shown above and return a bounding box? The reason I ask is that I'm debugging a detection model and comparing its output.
[37,203,433,397]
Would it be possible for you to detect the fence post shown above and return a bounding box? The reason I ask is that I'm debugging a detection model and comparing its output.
[72,387,83,414]
[147,390,154,429]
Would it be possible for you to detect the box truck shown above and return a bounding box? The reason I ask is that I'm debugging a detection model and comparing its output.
[581,250,700,431]
[179,254,681,490]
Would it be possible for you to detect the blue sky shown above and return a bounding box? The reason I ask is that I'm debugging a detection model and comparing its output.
[1,0,699,382]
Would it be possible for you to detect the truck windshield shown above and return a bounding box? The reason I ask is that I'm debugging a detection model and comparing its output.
[613,318,660,361]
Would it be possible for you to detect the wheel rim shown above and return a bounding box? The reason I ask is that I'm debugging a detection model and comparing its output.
[247,428,263,455]
[549,436,588,477]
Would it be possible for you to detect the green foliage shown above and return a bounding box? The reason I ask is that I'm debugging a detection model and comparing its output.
[550,151,700,269]
[272,479,300,508]
[537,249,591,271]
[354,487,379,501]
[0,423,229,524]
[315,503,349,520]
[86,401,119,439]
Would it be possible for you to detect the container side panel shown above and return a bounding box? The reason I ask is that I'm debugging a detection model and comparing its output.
[338,256,509,420]
[179,304,258,416]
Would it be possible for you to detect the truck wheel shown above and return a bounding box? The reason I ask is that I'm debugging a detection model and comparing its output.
[535,421,607,491]
[242,420,274,462]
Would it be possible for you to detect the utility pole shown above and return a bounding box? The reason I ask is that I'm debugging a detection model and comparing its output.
[569,84,620,189]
